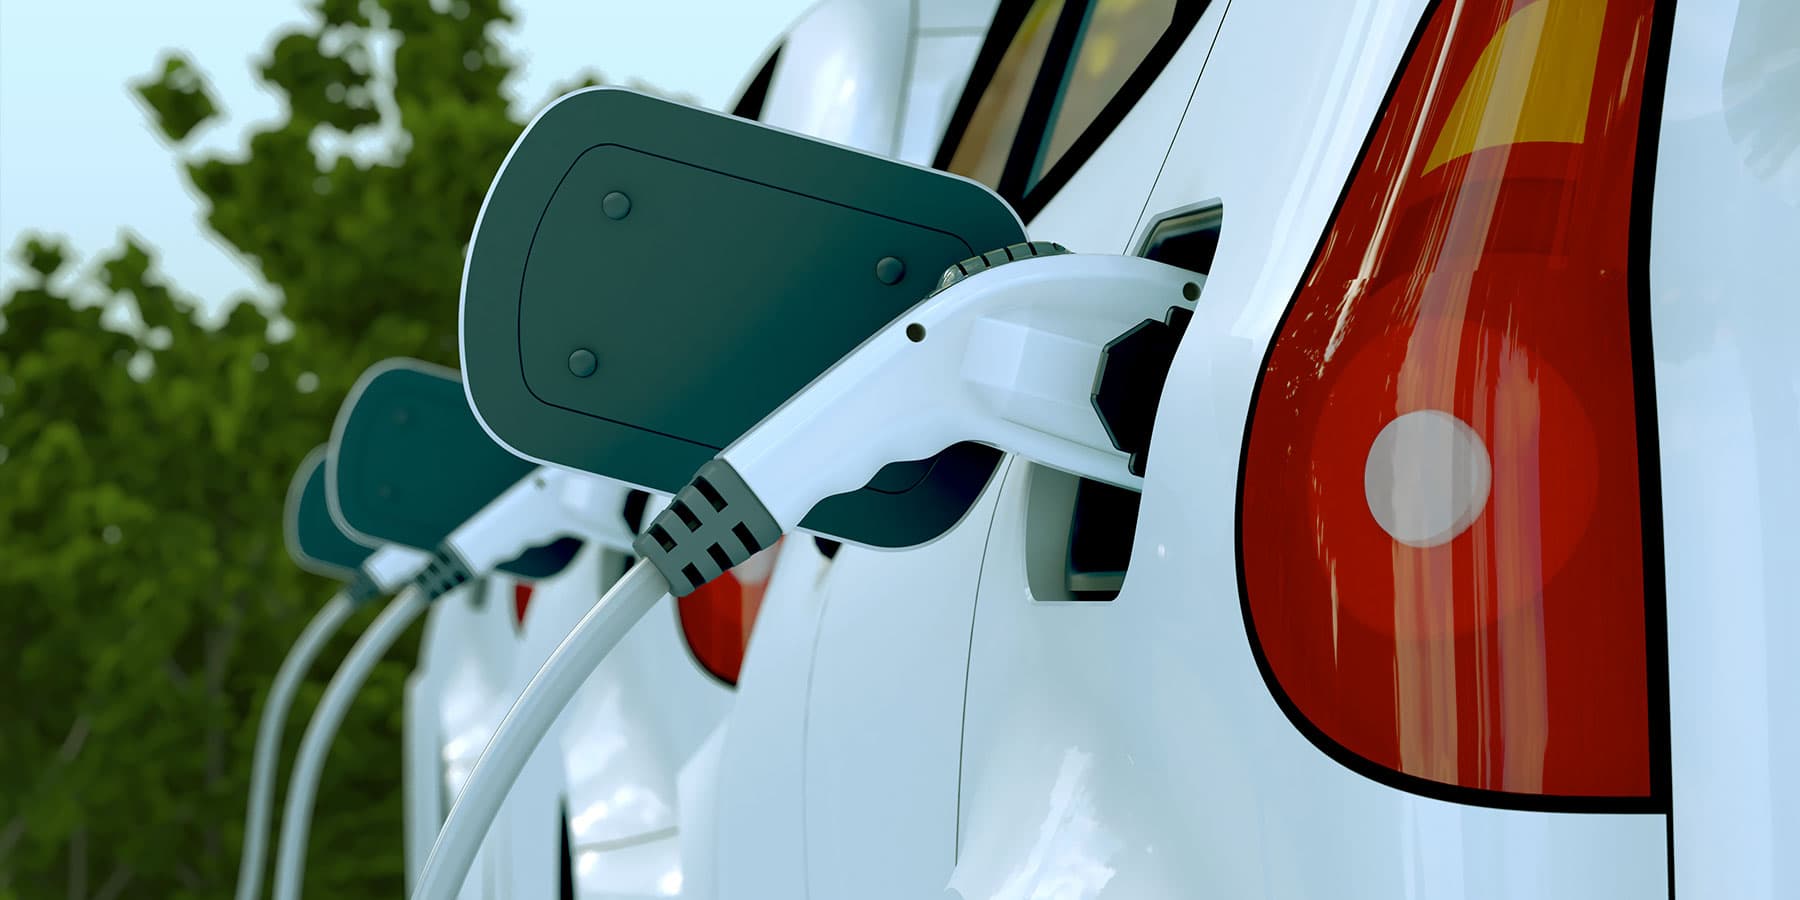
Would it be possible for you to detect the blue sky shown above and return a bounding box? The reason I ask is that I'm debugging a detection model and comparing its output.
[0,0,811,317]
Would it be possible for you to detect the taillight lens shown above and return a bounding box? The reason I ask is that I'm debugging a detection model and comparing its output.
[677,539,783,686]
[513,581,534,628]
[1239,0,1667,803]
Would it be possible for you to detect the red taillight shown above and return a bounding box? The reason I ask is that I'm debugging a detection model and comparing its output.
[677,539,783,686]
[1239,0,1667,803]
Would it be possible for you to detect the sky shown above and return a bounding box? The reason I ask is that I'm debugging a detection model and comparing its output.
[0,0,814,316]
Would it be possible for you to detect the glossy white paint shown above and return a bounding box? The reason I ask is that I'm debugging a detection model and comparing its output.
[760,0,915,155]
[897,0,996,163]
[751,0,995,163]
[695,536,830,897]
[801,459,1016,899]
[404,582,466,891]
[1652,0,1799,895]
[917,0,997,31]
[702,466,1010,899]
[572,835,685,899]
[673,720,727,900]
[897,31,986,165]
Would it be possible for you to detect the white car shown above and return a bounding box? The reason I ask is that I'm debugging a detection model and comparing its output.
[703,0,1798,897]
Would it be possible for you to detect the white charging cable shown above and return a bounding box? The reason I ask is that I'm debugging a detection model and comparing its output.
[271,587,430,900]
[232,593,355,900]
[234,541,429,900]
[410,247,1202,900]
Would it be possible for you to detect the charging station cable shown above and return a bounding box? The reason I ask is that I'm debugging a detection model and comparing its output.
[235,542,429,900]
[232,593,355,900]
[271,587,430,900]
[410,247,1201,900]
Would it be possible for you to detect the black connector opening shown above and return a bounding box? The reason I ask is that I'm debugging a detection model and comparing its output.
[694,476,729,512]
[706,543,733,572]
[680,563,705,591]
[731,522,761,555]
[671,499,703,532]
[650,524,677,552]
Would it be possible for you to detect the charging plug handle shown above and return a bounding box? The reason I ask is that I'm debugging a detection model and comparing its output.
[716,250,1202,532]
[356,543,432,602]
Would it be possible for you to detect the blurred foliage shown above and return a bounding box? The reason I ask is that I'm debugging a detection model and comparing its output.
[0,2,693,897]
[134,56,222,143]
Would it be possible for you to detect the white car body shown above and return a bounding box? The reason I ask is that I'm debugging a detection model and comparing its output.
[706,0,1799,898]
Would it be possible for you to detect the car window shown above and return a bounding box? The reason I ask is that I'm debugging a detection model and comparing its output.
[730,43,782,120]
[937,0,1209,219]
[1036,0,1180,182]
[946,0,1067,189]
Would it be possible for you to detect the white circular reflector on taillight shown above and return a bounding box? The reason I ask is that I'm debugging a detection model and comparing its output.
[1363,409,1492,548]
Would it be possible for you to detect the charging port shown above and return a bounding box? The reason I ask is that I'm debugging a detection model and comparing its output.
[1054,200,1222,601]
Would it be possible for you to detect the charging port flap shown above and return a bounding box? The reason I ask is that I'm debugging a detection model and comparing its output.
[462,88,1027,549]
[284,445,375,580]
[329,359,582,579]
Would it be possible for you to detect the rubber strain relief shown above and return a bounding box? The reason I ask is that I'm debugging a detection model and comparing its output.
[411,545,474,602]
[632,459,782,598]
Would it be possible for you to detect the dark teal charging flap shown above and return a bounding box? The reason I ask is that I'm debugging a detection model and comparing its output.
[284,445,375,581]
[462,87,1022,549]
[327,359,581,579]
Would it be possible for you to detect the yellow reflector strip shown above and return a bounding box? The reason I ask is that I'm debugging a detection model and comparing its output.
[1423,0,1606,173]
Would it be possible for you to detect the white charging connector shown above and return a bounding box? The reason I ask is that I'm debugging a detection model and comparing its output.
[633,248,1202,595]
[726,249,1197,529]
[409,466,638,597]
[353,543,433,599]
[411,247,1202,900]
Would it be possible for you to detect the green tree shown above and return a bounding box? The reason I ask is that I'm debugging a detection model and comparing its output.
[0,2,690,897]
